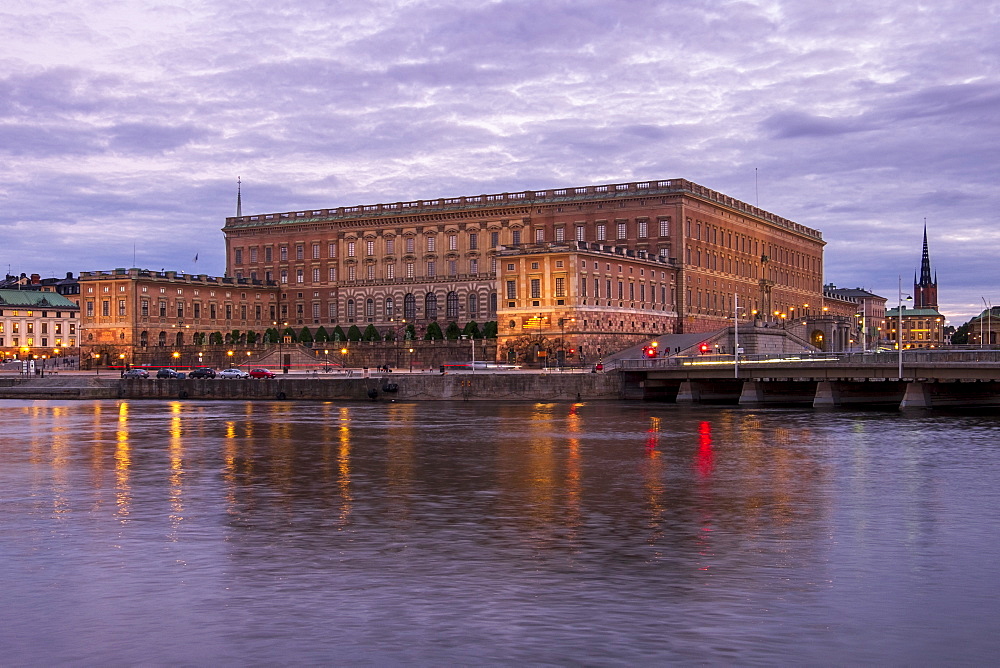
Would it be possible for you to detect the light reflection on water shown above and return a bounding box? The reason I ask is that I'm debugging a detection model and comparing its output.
[2,399,1000,665]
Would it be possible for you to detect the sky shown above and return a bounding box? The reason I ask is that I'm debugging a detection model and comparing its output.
[2,0,998,324]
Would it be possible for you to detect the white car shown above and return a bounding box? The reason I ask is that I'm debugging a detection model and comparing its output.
[218,368,250,379]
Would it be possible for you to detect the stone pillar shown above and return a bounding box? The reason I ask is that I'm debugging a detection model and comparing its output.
[813,381,839,406]
[900,381,932,408]
[738,380,766,405]
[676,380,697,403]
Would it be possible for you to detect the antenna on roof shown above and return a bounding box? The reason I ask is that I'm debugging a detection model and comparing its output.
[237,176,243,218]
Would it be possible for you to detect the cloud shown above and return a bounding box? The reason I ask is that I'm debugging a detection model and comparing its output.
[0,0,998,322]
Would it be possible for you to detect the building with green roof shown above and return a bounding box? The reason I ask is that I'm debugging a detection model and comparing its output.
[0,288,79,361]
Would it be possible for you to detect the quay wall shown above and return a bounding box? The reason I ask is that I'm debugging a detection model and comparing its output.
[0,373,622,402]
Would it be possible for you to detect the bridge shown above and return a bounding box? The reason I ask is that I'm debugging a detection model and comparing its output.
[616,350,1000,409]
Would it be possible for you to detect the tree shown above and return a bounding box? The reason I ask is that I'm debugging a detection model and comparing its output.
[263,327,279,344]
[246,330,258,345]
[445,321,462,340]
[462,321,481,339]
[383,328,396,342]
[405,323,417,341]
[424,322,444,340]
[951,321,972,345]
[347,325,363,341]
[315,326,330,343]
[332,325,347,342]
[362,324,380,341]
[209,331,224,345]
[282,326,298,343]
[482,321,498,338]
[298,326,313,344]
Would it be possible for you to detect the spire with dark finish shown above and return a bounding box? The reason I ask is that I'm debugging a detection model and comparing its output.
[913,221,938,309]
[919,224,933,285]
[236,176,242,218]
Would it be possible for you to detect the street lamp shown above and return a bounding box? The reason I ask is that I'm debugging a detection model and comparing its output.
[409,347,414,373]
[227,350,234,367]
[982,297,992,348]
[92,352,100,375]
[898,275,912,380]
[341,347,348,371]
[246,350,252,371]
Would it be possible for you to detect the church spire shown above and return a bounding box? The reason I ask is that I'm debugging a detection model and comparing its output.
[236,176,242,218]
[914,220,938,309]
[919,221,932,285]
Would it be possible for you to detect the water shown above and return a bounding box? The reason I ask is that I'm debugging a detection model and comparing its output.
[2,399,999,666]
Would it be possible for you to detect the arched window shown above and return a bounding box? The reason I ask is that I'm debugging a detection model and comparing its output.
[366,298,375,319]
[175,332,183,347]
[158,331,166,346]
[425,293,438,320]
[347,299,356,319]
[404,293,416,320]
[489,292,497,315]
[446,291,459,320]
[386,297,395,319]
[468,293,479,318]
[140,331,148,347]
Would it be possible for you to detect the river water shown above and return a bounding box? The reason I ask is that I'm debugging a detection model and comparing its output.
[2,399,999,666]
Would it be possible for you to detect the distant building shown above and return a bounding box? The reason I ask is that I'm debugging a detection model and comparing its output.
[883,227,947,348]
[967,306,1000,346]
[0,288,79,361]
[823,284,887,350]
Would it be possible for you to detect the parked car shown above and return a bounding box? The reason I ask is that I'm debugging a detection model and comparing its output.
[157,368,180,378]
[249,368,276,379]
[122,368,149,379]
[219,368,250,379]
[188,367,217,379]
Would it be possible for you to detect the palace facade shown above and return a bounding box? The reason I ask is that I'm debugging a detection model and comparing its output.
[223,178,825,361]
[77,268,279,367]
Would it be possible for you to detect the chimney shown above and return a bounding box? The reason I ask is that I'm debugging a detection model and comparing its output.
[30,273,40,285]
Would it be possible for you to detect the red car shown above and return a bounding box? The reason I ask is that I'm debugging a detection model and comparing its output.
[249,368,276,379]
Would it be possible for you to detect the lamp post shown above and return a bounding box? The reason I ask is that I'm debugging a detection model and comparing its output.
[408,347,414,373]
[898,276,912,380]
[246,350,252,371]
[983,297,992,348]
[172,350,181,371]
[118,352,126,377]
[92,352,100,375]
[227,350,234,367]
[734,293,740,378]
[341,347,348,371]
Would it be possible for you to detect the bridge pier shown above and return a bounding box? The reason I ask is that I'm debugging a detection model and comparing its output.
[676,380,743,404]
[813,380,907,408]
[901,380,1000,408]
[738,380,818,406]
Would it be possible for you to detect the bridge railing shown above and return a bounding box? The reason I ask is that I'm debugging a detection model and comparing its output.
[617,349,1000,370]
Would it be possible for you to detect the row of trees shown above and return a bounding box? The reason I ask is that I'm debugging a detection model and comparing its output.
[190,321,499,346]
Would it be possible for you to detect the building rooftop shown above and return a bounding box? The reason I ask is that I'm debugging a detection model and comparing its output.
[224,178,823,241]
[0,289,79,309]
